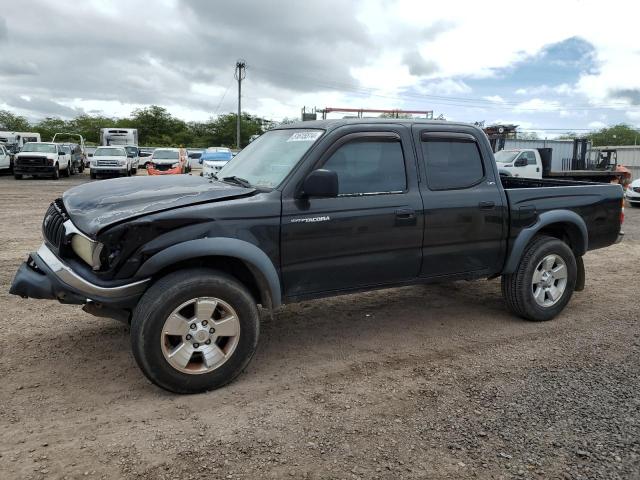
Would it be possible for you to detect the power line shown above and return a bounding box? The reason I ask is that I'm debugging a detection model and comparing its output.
[212,78,234,117]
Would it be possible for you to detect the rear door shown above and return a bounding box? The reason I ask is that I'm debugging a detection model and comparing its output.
[413,128,505,278]
[280,126,424,297]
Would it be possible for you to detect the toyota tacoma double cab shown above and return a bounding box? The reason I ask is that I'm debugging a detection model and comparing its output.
[10,120,624,393]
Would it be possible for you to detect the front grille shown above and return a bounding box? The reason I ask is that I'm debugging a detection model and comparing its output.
[97,159,120,167]
[17,156,48,166]
[153,163,173,171]
[633,187,640,193]
[42,199,69,250]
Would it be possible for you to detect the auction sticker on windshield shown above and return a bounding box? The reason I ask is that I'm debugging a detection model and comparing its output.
[286,131,323,142]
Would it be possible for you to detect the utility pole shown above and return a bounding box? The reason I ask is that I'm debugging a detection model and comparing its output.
[234,59,246,149]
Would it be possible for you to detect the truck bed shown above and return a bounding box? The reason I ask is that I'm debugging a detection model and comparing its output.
[501,176,623,252]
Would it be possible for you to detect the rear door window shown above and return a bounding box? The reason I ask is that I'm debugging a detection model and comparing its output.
[420,136,484,190]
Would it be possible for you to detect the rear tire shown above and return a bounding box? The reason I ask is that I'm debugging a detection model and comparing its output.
[502,235,577,321]
[131,268,260,394]
[14,173,23,180]
[63,164,70,177]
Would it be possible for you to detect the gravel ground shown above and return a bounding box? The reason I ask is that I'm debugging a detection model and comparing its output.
[0,172,638,480]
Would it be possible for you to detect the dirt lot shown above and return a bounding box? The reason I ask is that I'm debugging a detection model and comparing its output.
[0,173,638,480]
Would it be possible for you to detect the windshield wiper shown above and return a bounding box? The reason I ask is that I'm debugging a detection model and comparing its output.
[222,176,252,188]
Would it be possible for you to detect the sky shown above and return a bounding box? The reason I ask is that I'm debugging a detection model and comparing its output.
[1,0,639,138]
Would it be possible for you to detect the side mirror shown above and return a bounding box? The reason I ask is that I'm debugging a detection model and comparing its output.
[302,169,339,197]
[88,153,93,157]
[514,158,527,167]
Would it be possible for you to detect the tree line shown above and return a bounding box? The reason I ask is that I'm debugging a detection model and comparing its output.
[0,106,271,148]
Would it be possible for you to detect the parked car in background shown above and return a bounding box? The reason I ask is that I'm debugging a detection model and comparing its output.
[124,146,140,173]
[14,142,71,179]
[89,146,133,179]
[58,143,85,174]
[187,149,204,170]
[200,147,233,178]
[0,144,10,171]
[625,179,640,207]
[138,148,154,167]
[147,148,189,175]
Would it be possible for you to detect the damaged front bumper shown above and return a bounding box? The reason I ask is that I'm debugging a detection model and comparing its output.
[10,243,150,307]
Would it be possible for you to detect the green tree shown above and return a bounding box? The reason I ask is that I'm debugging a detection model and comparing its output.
[130,105,189,145]
[210,113,265,148]
[68,114,116,144]
[0,110,30,131]
[589,124,640,146]
[379,112,413,119]
[517,131,540,140]
[34,117,69,141]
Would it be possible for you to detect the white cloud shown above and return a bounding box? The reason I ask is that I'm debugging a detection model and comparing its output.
[483,95,505,104]
[514,98,562,113]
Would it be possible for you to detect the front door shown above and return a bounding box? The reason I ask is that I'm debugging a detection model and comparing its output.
[280,129,424,298]
[514,151,540,178]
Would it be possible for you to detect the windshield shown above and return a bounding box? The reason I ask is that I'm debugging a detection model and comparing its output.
[494,150,520,163]
[217,129,323,188]
[60,146,71,153]
[22,143,57,154]
[202,152,233,162]
[94,147,125,157]
[153,150,179,160]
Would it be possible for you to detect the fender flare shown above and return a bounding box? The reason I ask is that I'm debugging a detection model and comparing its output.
[504,209,588,274]
[135,238,282,308]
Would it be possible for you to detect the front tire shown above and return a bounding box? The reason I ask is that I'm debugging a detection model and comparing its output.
[52,165,60,180]
[14,173,23,180]
[90,170,96,180]
[502,235,577,321]
[131,269,260,394]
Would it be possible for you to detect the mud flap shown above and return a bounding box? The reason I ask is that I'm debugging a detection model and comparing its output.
[575,256,585,292]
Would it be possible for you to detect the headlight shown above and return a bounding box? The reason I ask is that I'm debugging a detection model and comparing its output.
[171,162,180,168]
[91,160,97,167]
[71,234,103,270]
[118,159,126,166]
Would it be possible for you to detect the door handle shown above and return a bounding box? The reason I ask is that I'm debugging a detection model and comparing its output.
[395,208,417,225]
[478,201,495,210]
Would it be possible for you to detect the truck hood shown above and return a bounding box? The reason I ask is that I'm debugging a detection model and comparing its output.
[18,152,55,158]
[93,155,127,161]
[151,158,180,165]
[62,175,255,237]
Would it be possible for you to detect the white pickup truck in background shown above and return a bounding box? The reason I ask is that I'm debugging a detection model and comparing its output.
[14,142,72,179]
[494,148,628,184]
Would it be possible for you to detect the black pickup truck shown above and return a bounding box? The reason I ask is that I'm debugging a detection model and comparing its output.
[10,119,624,393]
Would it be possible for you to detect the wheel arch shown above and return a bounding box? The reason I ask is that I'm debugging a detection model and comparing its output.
[135,238,282,309]
[504,210,588,274]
